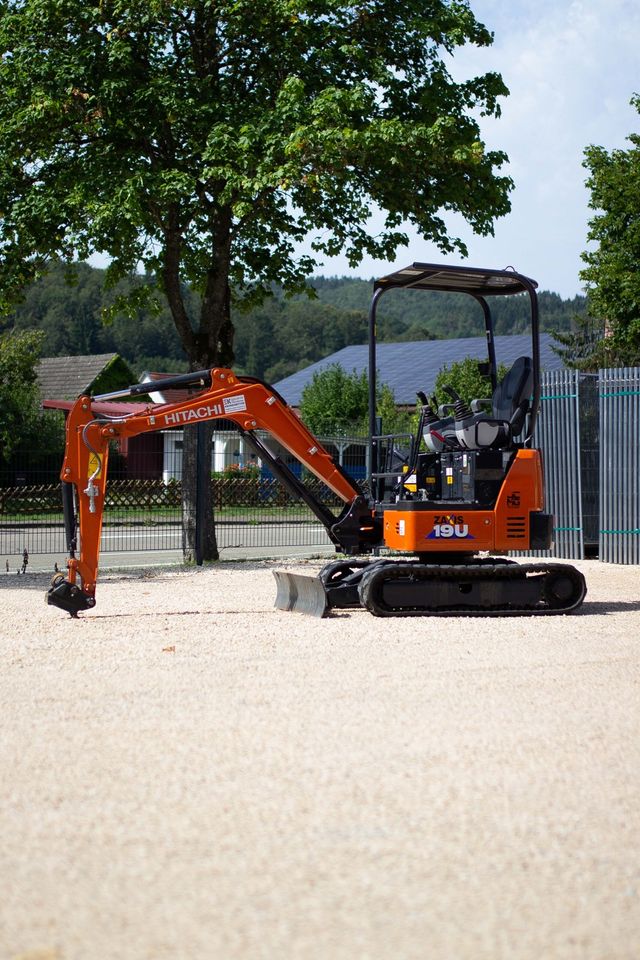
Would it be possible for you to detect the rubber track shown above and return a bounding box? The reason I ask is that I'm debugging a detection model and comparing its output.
[357,561,587,617]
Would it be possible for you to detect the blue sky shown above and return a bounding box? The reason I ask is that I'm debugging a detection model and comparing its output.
[303,0,640,298]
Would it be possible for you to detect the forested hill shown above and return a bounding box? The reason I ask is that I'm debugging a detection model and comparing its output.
[5,262,587,383]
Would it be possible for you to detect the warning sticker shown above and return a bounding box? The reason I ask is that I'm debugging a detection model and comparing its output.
[223,394,247,414]
[88,453,102,478]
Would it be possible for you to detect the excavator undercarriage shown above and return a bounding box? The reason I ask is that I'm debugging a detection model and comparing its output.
[274,557,587,618]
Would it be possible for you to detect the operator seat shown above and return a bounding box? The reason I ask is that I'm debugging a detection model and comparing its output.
[456,355,534,450]
[419,392,460,453]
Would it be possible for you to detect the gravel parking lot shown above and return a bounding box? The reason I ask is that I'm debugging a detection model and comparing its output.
[1,558,639,960]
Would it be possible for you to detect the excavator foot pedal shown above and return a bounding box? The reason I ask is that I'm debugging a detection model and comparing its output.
[45,575,96,618]
[273,571,330,618]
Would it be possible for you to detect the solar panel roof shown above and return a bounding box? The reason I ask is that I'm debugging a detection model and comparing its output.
[274,333,564,407]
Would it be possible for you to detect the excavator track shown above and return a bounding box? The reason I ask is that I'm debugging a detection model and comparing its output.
[355,560,587,617]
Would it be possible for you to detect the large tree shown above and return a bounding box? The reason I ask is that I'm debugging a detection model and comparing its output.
[578,94,640,366]
[0,0,512,558]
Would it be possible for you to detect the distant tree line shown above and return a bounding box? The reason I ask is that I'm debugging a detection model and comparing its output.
[3,262,587,382]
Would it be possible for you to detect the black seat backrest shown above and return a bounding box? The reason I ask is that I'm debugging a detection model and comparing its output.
[492,356,533,436]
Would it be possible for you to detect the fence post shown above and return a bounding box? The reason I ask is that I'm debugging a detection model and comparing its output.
[194,422,207,566]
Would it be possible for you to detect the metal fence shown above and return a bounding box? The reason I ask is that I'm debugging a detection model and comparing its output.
[531,367,638,564]
[0,477,343,560]
[3,372,640,565]
[526,370,599,561]
[534,370,585,559]
[0,430,368,562]
[599,367,640,564]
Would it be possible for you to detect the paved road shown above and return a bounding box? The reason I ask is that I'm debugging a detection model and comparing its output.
[1,522,335,573]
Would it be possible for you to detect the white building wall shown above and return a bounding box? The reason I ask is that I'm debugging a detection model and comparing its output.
[161,430,259,482]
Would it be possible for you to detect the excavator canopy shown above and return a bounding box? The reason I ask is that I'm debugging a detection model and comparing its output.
[373,263,538,296]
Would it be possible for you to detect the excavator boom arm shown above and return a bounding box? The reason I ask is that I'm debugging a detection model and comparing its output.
[48,368,379,616]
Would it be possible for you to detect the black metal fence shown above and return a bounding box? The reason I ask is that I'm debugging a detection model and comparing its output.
[0,429,369,561]
[0,478,348,560]
[3,373,638,566]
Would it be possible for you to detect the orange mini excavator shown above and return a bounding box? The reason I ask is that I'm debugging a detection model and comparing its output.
[46,262,586,618]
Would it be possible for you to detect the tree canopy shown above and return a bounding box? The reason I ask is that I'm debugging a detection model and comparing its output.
[578,94,640,366]
[0,329,41,459]
[433,355,507,408]
[0,0,513,371]
[300,365,371,434]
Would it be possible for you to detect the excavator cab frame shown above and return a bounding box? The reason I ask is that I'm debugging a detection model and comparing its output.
[359,266,548,537]
[366,262,541,494]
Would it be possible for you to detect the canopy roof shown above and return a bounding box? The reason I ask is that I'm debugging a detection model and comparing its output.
[374,263,538,297]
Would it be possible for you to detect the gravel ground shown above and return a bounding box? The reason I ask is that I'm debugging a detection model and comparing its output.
[1,557,639,960]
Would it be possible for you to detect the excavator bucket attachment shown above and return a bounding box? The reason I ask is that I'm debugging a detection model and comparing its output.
[273,571,330,618]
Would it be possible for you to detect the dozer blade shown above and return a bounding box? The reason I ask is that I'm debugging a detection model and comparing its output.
[273,571,330,618]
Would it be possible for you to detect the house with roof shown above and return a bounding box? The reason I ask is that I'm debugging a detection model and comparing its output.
[272,333,566,408]
[38,353,165,480]
[38,359,256,483]
[36,352,138,401]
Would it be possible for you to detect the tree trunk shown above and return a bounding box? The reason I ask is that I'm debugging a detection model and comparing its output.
[181,421,219,563]
[163,206,233,563]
